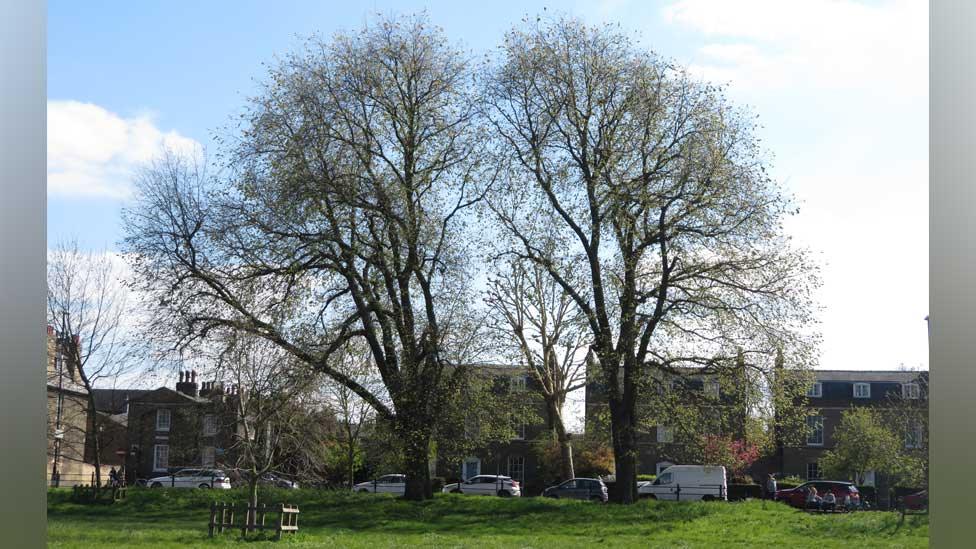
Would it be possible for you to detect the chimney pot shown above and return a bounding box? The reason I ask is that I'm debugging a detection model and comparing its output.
[47,325,54,336]
[179,371,185,383]
[191,370,197,382]
[72,334,80,347]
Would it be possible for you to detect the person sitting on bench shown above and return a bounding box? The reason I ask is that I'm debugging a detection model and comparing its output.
[822,491,836,512]
[806,487,822,510]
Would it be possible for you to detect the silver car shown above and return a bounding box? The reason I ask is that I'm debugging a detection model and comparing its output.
[353,474,406,495]
[442,475,521,497]
[148,468,232,489]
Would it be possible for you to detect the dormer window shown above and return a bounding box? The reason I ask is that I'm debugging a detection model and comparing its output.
[902,383,920,399]
[854,383,871,398]
[807,382,822,398]
[705,380,720,398]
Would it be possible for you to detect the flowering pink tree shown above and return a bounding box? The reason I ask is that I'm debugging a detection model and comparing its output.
[699,435,761,481]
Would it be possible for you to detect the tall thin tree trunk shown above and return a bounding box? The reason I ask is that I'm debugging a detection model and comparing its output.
[87,395,102,493]
[248,477,259,530]
[547,399,575,480]
[347,438,355,489]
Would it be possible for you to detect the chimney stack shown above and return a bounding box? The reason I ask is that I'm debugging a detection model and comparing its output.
[176,369,199,397]
[47,325,54,337]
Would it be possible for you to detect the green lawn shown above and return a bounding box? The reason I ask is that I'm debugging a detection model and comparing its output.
[47,488,928,548]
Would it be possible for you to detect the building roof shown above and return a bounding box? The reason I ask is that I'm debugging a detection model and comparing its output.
[91,388,152,413]
[46,370,88,396]
[813,370,928,383]
[128,386,212,405]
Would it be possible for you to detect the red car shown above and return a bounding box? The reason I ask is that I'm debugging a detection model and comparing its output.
[901,489,927,511]
[775,481,860,509]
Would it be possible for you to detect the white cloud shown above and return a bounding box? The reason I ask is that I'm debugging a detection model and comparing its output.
[48,100,201,199]
[662,0,927,102]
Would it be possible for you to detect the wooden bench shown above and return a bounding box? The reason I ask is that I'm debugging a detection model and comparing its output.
[208,502,299,540]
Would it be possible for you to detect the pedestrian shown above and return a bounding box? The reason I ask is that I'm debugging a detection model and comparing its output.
[108,467,119,487]
[766,474,777,501]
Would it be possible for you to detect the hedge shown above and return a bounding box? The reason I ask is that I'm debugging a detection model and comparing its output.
[727,484,761,501]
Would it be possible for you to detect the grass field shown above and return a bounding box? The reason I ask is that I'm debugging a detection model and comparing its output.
[47,487,928,548]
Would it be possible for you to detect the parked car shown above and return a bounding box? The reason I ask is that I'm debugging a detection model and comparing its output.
[148,468,232,489]
[775,480,859,508]
[542,478,608,502]
[353,474,406,495]
[900,489,928,511]
[259,473,299,489]
[637,465,727,501]
[442,475,521,497]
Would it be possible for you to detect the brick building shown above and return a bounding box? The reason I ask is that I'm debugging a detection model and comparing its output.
[123,372,243,483]
[782,370,929,496]
[436,365,552,495]
[46,325,94,486]
[585,366,750,476]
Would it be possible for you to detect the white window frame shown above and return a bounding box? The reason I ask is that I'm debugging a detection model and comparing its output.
[853,382,871,398]
[806,415,824,446]
[507,455,525,483]
[657,425,674,443]
[513,420,526,440]
[905,422,924,449]
[203,414,217,436]
[156,408,171,432]
[202,446,215,467]
[462,457,481,481]
[806,461,821,480]
[510,376,527,393]
[902,383,920,400]
[807,382,822,398]
[153,444,169,471]
[705,380,720,399]
[862,470,876,487]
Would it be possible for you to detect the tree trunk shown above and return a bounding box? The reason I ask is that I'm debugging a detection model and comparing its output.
[547,399,575,481]
[400,417,433,501]
[87,397,102,494]
[609,400,638,504]
[347,440,355,489]
[559,431,575,482]
[247,477,259,530]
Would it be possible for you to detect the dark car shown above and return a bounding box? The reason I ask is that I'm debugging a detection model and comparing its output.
[775,480,859,509]
[901,489,927,511]
[542,478,608,502]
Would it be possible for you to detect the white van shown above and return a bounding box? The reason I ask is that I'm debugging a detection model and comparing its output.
[637,465,727,501]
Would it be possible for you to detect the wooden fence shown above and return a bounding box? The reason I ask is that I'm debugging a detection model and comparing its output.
[209,502,299,540]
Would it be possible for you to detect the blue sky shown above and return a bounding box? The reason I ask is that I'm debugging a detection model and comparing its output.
[48,0,928,381]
